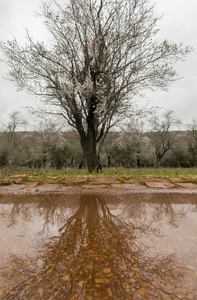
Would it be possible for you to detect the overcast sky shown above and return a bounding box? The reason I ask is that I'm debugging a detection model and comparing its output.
[0,0,197,129]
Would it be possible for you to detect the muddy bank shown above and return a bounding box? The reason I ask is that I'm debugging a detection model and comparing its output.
[0,174,197,195]
[0,181,197,195]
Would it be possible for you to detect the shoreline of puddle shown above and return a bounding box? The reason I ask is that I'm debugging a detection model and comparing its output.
[1,174,197,195]
[1,183,197,196]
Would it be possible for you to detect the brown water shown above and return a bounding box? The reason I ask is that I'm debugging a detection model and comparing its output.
[0,193,197,299]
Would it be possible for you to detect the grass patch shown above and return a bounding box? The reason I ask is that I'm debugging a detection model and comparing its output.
[0,167,197,183]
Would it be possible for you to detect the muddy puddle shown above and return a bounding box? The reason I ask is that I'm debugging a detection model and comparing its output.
[0,193,197,299]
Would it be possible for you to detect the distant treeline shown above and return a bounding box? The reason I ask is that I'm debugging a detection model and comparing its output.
[0,128,197,170]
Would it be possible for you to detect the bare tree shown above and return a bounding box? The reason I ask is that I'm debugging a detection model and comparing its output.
[0,0,191,172]
[118,118,152,167]
[188,118,197,166]
[4,111,27,147]
[2,111,27,166]
[148,110,181,167]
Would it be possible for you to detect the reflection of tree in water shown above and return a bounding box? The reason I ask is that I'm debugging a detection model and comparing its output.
[116,194,192,228]
[0,202,32,228]
[1,195,195,299]
[0,194,78,232]
[148,194,188,228]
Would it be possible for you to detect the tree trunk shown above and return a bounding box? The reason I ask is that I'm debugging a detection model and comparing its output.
[75,93,104,173]
[80,94,102,173]
[75,120,100,172]
[82,139,99,173]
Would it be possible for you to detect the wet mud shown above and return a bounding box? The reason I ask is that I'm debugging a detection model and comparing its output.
[1,174,197,196]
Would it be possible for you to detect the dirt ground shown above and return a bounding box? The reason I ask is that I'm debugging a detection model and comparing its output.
[0,175,197,195]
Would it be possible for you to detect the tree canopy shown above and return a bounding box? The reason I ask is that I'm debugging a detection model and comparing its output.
[0,0,191,172]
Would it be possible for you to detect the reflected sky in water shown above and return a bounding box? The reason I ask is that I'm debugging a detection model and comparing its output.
[0,193,197,299]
